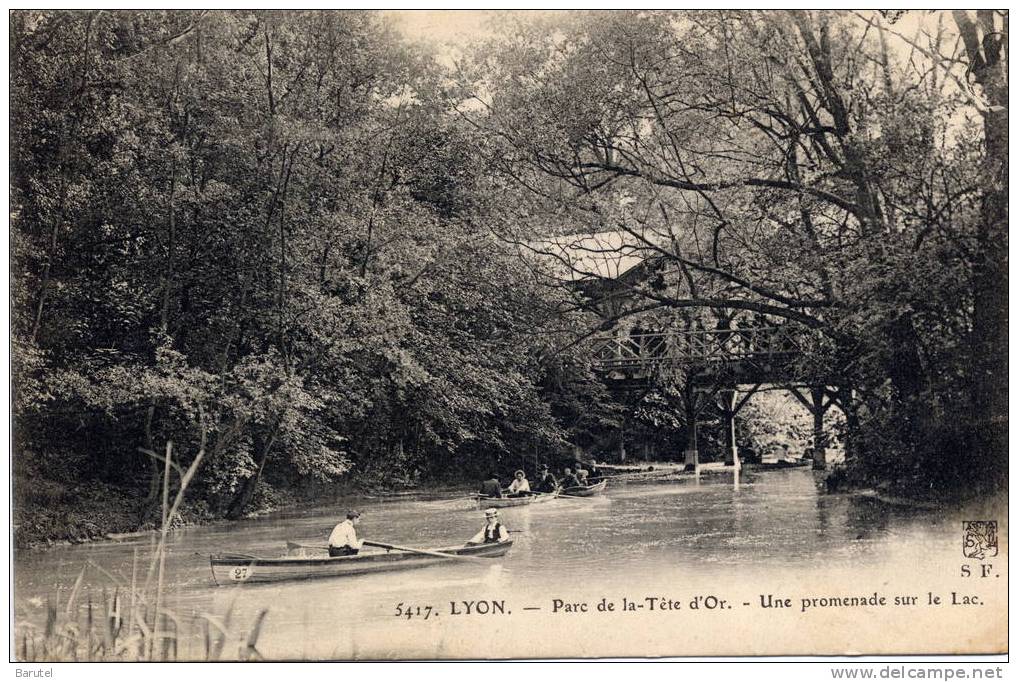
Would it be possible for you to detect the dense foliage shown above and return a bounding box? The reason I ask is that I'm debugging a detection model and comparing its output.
[454,10,1006,496]
[11,11,1006,543]
[10,10,618,541]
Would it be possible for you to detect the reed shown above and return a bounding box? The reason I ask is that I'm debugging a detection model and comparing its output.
[17,590,268,661]
[16,434,271,662]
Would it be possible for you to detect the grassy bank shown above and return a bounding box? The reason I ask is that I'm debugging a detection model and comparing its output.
[12,466,477,549]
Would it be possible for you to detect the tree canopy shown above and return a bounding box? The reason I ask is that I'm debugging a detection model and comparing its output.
[10,10,1006,541]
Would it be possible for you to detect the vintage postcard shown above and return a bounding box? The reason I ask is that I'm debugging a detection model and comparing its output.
[9,9,1007,662]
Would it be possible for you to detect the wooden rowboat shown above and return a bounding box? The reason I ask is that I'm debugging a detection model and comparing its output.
[476,494,534,508]
[561,480,608,497]
[476,490,561,508]
[602,468,683,481]
[750,459,813,470]
[210,540,513,585]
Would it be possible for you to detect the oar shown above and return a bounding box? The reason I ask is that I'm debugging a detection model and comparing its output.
[530,489,588,500]
[287,541,327,551]
[286,540,492,563]
[361,540,491,563]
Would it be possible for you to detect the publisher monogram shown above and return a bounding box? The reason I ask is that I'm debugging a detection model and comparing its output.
[962,521,998,560]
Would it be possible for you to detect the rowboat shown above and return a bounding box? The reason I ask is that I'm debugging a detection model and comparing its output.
[602,469,681,482]
[476,490,561,507]
[210,540,513,585]
[561,480,608,497]
[476,494,534,508]
[598,468,680,484]
[751,459,813,470]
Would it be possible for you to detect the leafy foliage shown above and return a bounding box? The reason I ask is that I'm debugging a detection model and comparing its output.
[11,10,615,539]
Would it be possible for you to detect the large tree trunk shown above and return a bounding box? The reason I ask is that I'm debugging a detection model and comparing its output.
[969,109,1008,488]
[954,11,1008,489]
[226,424,279,520]
[139,404,164,523]
[886,314,929,453]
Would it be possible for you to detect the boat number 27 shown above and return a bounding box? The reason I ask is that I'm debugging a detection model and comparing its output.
[231,567,251,581]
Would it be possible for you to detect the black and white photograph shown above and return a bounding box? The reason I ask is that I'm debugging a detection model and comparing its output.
[8,9,1008,664]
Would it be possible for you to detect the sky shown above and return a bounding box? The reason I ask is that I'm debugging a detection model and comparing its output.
[383,9,951,55]
[381,10,976,109]
[383,10,503,46]
[383,9,569,47]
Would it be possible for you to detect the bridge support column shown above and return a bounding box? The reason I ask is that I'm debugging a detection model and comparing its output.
[617,424,627,463]
[789,385,833,470]
[810,387,828,470]
[715,385,758,468]
[683,386,699,471]
[721,390,739,467]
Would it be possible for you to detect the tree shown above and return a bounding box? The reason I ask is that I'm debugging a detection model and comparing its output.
[12,11,614,541]
[458,10,1001,492]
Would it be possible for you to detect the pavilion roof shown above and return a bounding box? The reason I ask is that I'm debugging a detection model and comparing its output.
[530,230,664,282]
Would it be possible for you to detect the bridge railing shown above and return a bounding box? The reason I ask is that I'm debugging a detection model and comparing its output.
[591,326,806,370]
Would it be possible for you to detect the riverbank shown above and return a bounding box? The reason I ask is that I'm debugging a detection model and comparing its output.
[12,469,484,549]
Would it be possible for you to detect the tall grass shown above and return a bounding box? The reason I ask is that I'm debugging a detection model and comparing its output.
[16,435,270,661]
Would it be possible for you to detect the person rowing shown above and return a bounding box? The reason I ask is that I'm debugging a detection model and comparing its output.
[467,508,510,545]
[328,510,364,557]
[560,467,581,489]
[535,465,558,493]
[574,461,590,485]
[578,459,603,484]
[479,473,503,499]
[506,469,531,497]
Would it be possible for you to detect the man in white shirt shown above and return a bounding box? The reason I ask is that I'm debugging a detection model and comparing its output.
[468,508,509,544]
[328,511,364,556]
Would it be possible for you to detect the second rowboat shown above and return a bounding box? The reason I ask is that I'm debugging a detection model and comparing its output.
[476,491,560,508]
[561,480,608,497]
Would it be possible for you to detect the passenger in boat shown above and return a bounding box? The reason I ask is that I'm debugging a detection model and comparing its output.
[535,466,558,493]
[560,467,582,489]
[574,462,590,485]
[468,508,509,544]
[479,474,503,499]
[328,511,364,557]
[506,470,530,497]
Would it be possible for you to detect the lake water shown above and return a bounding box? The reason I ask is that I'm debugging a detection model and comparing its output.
[12,468,1002,659]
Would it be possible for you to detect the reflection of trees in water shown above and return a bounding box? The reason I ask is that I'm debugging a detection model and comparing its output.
[844,497,892,540]
[815,491,910,546]
[697,471,824,560]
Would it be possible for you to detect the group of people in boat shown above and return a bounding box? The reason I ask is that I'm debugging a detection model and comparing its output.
[479,461,603,499]
[324,460,603,556]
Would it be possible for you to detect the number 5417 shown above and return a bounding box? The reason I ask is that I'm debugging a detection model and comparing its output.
[394,602,434,620]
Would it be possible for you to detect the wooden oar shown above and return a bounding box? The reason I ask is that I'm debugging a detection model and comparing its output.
[361,540,490,563]
[530,489,588,500]
[286,540,491,563]
[287,541,328,551]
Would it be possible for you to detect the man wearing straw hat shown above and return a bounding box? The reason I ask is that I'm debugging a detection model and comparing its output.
[468,508,509,545]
